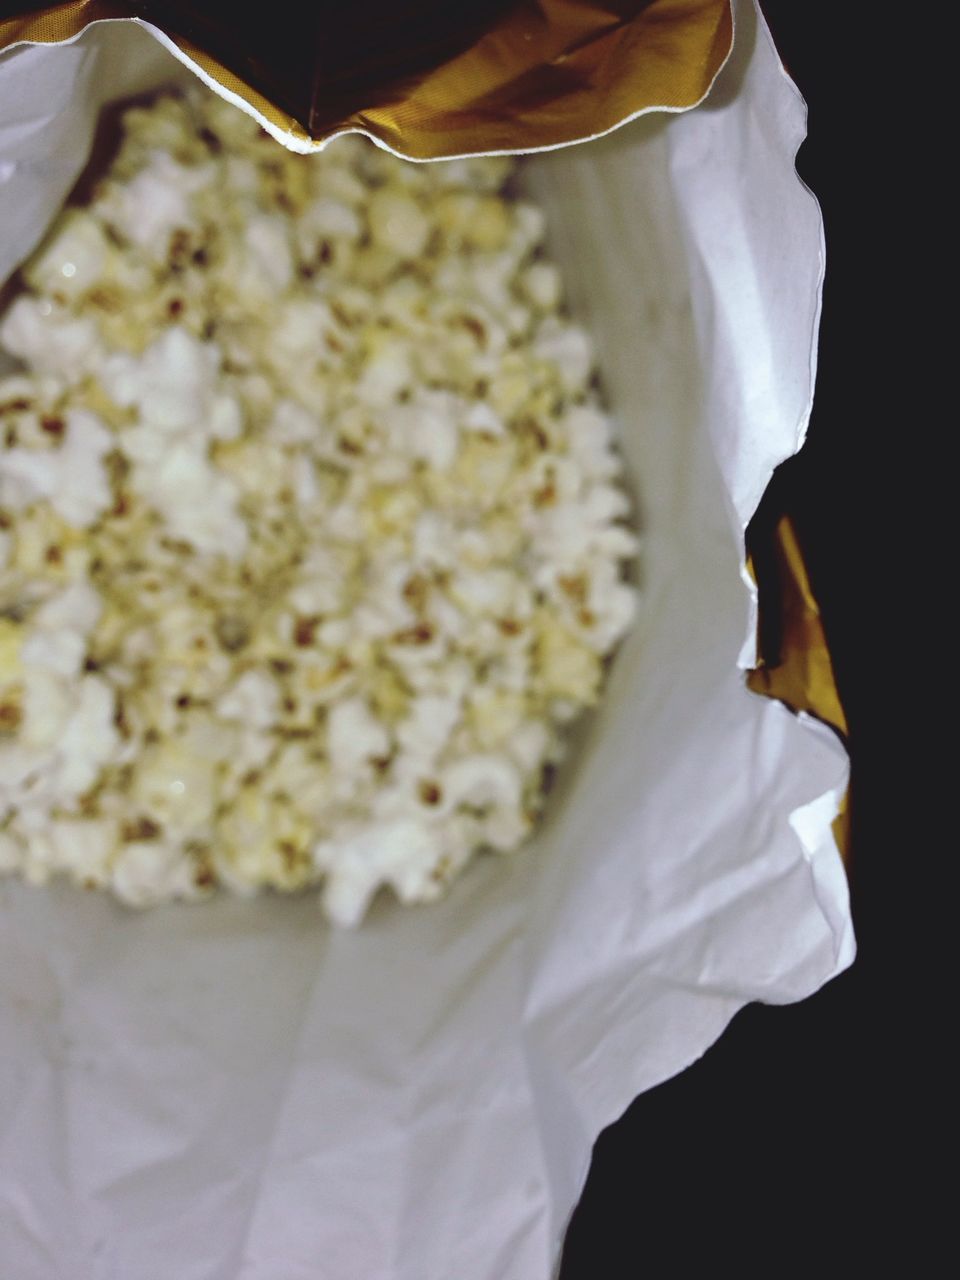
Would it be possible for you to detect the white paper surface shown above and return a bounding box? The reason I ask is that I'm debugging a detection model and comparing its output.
[0,4,853,1277]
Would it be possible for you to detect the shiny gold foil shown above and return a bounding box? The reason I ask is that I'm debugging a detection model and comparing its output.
[0,1,732,157]
[747,517,850,862]
[0,1,117,45]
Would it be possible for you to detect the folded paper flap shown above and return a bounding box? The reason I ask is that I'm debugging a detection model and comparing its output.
[0,0,733,157]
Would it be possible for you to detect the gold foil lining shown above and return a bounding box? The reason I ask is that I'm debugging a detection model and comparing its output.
[0,1,732,158]
[746,516,850,862]
[0,1,117,45]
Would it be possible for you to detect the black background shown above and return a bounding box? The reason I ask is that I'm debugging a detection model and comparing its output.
[560,4,904,1273]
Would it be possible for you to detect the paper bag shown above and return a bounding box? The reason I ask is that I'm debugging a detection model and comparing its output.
[0,3,853,1276]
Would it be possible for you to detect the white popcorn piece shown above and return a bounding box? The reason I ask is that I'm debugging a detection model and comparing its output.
[449,567,517,618]
[412,511,456,569]
[327,697,391,773]
[217,669,280,730]
[136,440,248,559]
[241,214,296,295]
[100,327,217,431]
[224,153,259,194]
[441,754,522,815]
[536,625,602,703]
[509,201,547,254]
[132,736,219,834]
[534,321,595,392]
[357,342,413,409]
[10,669,119,813]
[463,400,506,436]
[24,209,110,299]
[215,784,314,894]
[268,398,320,445]
[292,453,319,506]
[0,408,113,528]
[20,667,75,750]
[467,687,527,750]
[299,196,363,246]
[101,150,212,253]
[209,395,244,441]
[43,816,118,886]
[367,187,431,259]
[0,297,102,381]
[505,719,553,775]
[563,404,623,479]
[395,693,462,763]
[20,628,87,679]
[521,261,562,312]
[111,838,198,907]
[0,743,49,823]
[316,818,444,927]
[56,675,122,797]
[271,298,341,369]
[467,197,511,252]
[32,581,103,635]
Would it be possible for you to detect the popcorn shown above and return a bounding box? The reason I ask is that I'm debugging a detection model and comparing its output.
[111,838,200,907]
[534,322,596,395]
[132,732,221,834]
[535,623,602,703]
[100,327,217,431]
[24,209,110,300]
[315,819,445,927]
[242,214,295,294]
[357,341,414,409]
[441,754,522,815]
[466,196,511,253]
[21,627,87,679]
[298,196,363,246]
[32,582,103,635]
[0,296,101,379]
[216,669,280,730]
[395,693,463,762]
[327,697,391,774]
[0,406,113,528]
[521,261,563,312]
[20,667,76,749]
[7,668,119,811]
[505,719,553,775]
[39,816,119,887]
[367,187,431,259]
[52,674,121,796]
[100,150,212,254]
[0,85,638,926]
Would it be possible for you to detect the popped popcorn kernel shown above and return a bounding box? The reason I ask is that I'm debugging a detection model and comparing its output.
[367,187,431,260]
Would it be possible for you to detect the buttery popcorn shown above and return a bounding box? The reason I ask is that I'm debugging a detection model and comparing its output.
[0,87,638,926]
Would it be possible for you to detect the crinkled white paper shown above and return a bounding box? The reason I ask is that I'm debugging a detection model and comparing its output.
[0,3,853,1277]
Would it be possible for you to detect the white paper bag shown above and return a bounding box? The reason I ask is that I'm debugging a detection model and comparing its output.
[0,3,853,1276]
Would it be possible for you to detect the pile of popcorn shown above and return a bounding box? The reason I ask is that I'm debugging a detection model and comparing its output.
[0,88,637,926]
